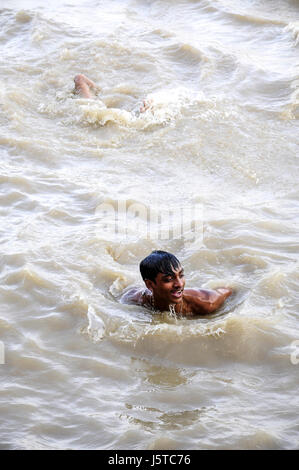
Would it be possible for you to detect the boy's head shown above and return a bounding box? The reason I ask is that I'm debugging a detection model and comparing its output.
[140,251,185,305]
[140,250,181,283]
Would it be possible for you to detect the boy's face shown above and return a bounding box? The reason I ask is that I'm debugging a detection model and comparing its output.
[145,265,185,305]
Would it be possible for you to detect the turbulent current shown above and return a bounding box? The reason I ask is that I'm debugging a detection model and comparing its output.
[0,0,298,450]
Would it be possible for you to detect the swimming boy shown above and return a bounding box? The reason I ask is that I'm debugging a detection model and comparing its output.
[74,74,152,112]
[121,251,232,316]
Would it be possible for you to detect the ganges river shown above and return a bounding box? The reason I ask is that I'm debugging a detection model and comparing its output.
[0,0,298,450]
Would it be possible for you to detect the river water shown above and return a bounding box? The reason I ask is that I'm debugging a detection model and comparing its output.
[0,0,298,450]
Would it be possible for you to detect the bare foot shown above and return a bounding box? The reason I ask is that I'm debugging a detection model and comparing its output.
[140,98,153,113]
[74,74,101,98]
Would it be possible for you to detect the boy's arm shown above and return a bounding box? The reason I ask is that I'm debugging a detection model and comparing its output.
[186,288,232,314]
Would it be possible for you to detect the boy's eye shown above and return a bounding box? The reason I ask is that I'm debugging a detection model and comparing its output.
[163,272,184,282]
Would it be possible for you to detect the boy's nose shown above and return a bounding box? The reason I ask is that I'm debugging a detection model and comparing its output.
[173,277,183,288]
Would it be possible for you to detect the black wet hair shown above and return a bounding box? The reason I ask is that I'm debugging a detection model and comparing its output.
[139,250,181,283]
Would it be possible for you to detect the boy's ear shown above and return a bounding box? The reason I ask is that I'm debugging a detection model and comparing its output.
[145,279,154,292]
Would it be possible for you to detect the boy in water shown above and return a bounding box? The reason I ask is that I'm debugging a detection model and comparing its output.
[121,251,232,316]
[73,73,152,113]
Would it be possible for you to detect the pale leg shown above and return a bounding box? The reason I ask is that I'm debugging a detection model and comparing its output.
[139,98,153,113]
[74,74,99,98]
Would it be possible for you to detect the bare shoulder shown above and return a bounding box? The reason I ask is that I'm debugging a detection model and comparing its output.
[184,288,217,301]
[120,286,150,306]
[184,287,232,300]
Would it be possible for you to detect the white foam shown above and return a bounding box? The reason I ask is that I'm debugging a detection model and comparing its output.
[77,87,207,129]
[86,305,105,342]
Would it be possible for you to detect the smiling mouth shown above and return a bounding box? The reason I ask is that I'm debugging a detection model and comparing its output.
[171,290,183,298]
